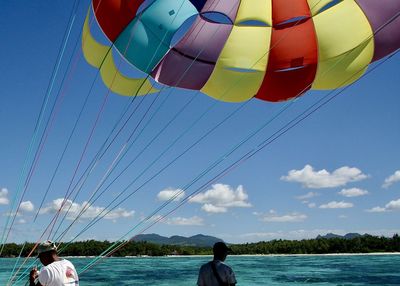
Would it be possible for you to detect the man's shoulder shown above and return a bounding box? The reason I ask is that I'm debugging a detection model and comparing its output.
[199,261,212,269]
[44,259,75,270]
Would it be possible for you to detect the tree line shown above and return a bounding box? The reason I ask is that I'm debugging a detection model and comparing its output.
[1,234,399,257]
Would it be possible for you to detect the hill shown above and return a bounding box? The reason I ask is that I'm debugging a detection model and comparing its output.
[317,233,363,239]
[131,234,223,247]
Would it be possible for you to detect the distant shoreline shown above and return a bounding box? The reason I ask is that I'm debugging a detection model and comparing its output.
[1,252,399,260]
[66,252,400,258]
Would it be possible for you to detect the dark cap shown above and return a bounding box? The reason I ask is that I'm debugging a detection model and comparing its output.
[213,242,232,254]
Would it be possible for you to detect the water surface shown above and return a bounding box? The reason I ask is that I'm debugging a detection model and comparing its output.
[1,254,399,285]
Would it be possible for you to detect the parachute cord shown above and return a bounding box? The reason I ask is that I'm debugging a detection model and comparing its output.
[51,91,157,240]
[0,0,80,256]
[47,0,192,241]
[10,0,197,280]
[56,0,324,247]
[52,0,219,243]
[6,1,111,283]
[51,0,361,249]
[79,49,399,276]
[14,1,398,282]
[4,0,85,283]
[56,102,248,253]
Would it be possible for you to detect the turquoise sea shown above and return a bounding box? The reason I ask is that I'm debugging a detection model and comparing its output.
[1,255,399,285]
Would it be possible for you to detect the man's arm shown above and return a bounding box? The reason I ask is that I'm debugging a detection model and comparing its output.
[29,269,43,286]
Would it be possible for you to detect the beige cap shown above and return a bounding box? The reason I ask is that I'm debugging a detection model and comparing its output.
[37,240,57,255]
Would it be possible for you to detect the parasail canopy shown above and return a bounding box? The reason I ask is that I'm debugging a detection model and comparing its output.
[83,0,400,102]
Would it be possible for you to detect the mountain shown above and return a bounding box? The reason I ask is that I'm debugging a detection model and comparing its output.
[131,234,224,247]
[317,233,363,239]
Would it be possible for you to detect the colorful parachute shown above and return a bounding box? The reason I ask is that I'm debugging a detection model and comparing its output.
[83,0,400,102]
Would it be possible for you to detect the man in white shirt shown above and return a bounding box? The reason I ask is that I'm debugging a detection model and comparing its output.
[29,240,79,286]
[197,242,237,286]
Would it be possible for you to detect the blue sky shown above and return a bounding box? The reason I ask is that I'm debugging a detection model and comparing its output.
[0,1,399,244]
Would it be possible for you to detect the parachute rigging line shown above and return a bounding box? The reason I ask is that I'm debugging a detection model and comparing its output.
[9,1,202,280]
[52,0,317,244]
[50,0,246,243]
[0,0,82,257]
[10,1,398,282]
[36,0,344,252]
[47,0,193,241]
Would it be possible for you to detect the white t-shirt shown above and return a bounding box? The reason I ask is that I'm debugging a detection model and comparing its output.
[197,260,236,286]
[39,259,79,286]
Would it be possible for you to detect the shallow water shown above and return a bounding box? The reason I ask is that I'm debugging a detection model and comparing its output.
[1,254,400,285]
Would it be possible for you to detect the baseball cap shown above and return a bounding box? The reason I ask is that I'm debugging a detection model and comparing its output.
[37,240,58,255]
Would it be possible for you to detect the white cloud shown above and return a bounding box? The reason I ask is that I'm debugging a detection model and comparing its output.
[257,211,307,223]
[20,201,34,212]
[296,192,319,200]
[366,198,400,213]
[0,188,9,205]
[383,170,400,188]
[308,203,316,208]
[366,206,387,213]
[149,215,204,226]
[165,216,204,226]
[202,204,227,213]
[338,188,368,197]
[235,229,400,243]
[18,218,27,224]
[319,201,354,209]
[386,198,400,210]
[189,184,251,213]
[157,188,185,202]
[339,215,347,219]
[281,165,368,189]
[239,229,344,241]
[40,198,134,221]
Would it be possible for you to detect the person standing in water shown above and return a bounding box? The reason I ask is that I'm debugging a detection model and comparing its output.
[29,240,79,286]
[197,242,237,286]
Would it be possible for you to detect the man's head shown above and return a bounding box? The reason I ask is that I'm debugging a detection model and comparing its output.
[37,240,58,266]
[213,242,231,261]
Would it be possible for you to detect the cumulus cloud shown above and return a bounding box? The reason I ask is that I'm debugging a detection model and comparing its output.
[319,201,354,209]
[20,201,34,212]
[165,216,204,226]
[157,188,185,202]
[366,206,387,213]
[40,198,134,221]
[149,215,204,226]
[18,219,27,224]
[281,165,368,189]
[256,210,307,223]
[382,170,400,188]
[338,188,368,197]
[0,188,10,205]
[295,192,319,200]
[189,184,251,213]
[201,204,227,213]
[308,203,316,208]
[366,198,400,213]
[386,199,400,210]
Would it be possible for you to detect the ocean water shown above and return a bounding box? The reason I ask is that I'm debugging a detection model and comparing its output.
[1,254,399,285]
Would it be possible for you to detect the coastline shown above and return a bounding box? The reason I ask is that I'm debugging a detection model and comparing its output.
[64,252,400,258]
[1,252,399,260]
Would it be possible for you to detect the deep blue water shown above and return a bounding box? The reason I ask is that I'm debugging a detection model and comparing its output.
[1,255,399,285]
